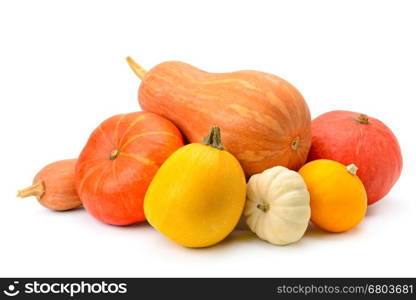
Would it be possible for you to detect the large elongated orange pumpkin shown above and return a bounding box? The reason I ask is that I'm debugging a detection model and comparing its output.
[127,57,311,176]
[75,112,183,225]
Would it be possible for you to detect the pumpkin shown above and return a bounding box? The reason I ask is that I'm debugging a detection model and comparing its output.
[299,159,367,233]
[17,159,81,211]
[144,126,246,248]
[126,57,311,176]
[308,110,402,205]
[245,166,311,245]
[75,112,183,225]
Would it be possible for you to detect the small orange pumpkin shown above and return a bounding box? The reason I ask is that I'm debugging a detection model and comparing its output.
[299,159,367,233]
[75,111,184,225]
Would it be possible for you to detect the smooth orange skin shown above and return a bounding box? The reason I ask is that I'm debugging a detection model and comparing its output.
[138,61,311,176]
[34,159,81,211]
[75,112,184,225]
[299,159,367,233]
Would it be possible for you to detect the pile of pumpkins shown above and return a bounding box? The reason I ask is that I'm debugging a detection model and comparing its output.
[18,57,403,247]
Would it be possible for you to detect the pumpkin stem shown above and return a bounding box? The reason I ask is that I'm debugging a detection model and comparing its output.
[291,136,300,151]
[256,202,269,212]
[109,148,120,160]
[346,164,358,176]
[126,56,147,79]
[201,126,224,150]
[355,114,369,124]
[17,180,45,199]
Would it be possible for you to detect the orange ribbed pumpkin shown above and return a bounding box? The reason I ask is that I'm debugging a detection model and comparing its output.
[75,112,183,225]
[127,58,311,176]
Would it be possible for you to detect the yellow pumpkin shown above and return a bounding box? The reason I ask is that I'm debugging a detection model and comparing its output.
[144,126,246,248]
[298,159,367,233]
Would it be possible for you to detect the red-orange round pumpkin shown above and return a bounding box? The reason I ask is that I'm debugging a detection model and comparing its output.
[75,112,183,225]
[308,110,402,205]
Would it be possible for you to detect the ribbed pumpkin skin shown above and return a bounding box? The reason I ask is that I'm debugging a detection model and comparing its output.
[138,61,311,176]
[75,112,184,225]
[308,111,403,205]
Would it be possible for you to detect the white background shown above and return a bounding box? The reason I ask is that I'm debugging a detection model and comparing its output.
[1,0,415,277]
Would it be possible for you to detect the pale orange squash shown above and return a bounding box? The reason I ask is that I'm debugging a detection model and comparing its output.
[127,57,311,176]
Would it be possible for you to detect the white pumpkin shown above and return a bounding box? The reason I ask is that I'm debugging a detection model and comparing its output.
[245,166,311,245]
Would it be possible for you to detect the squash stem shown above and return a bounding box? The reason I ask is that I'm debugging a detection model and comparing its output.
[17,180,45,199]
[355,114,369,124]
[109,148,120,160]
[201,126,224,150]
[256,202,269,212]
[126,56,147,79]
[291,136,300,151]
[346,164,358,176]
